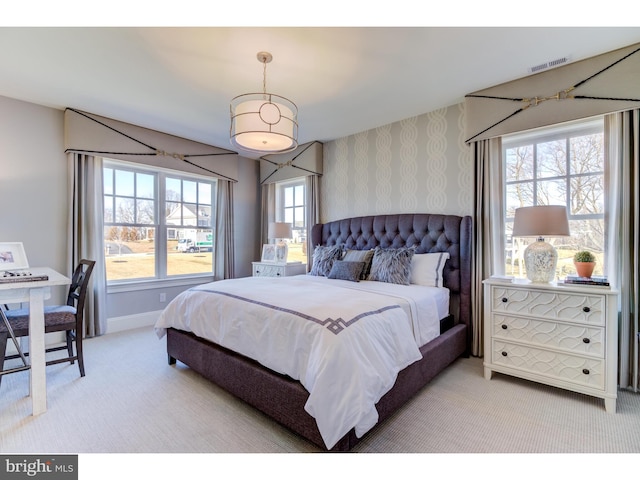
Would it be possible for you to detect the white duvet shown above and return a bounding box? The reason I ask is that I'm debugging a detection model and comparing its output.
[155,274,448,449]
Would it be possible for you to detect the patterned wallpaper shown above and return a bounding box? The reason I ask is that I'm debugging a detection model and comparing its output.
[320,102,473,223]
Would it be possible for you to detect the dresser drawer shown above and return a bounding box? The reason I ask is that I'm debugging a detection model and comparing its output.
[492,314,604,357]
[492,340,605,390]
[490,286,605,326]
[252,264,285,277]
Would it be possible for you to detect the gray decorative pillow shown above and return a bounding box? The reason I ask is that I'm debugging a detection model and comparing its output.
[342,249,375,280]
[309,245,343,277]
[328,261,365,282]
[368,246,416,285]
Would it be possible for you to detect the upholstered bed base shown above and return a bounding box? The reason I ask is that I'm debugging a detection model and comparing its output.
[165,213,472,452]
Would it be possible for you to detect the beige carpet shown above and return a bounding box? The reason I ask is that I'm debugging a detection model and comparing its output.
[2,326,639,458]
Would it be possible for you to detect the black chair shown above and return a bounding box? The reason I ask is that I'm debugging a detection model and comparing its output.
[0,259,96,386]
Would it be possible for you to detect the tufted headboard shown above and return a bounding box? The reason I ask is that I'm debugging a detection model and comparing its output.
[310,213,472,336]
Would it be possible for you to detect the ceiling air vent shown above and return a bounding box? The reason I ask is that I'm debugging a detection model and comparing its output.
[528,55,572,74]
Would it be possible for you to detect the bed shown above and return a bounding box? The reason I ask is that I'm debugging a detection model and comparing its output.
[155,213,472,451]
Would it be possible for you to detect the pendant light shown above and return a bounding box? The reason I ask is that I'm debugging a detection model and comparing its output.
[230,51,298,154]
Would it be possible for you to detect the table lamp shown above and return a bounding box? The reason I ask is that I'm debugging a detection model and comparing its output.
[512,205,570,283]
[268,222,292,264]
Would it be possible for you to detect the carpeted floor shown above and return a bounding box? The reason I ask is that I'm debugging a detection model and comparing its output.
[1,326,639,462]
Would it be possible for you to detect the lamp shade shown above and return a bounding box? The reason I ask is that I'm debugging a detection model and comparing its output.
[512,205,570,283]
[268,222,292,240]
[512,205,570,237]
[230,94,298,154]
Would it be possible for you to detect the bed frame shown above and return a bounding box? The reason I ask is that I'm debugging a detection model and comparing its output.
[166,213,472,451]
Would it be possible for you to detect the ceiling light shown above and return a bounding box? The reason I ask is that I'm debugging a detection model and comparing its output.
[230,51,298,154]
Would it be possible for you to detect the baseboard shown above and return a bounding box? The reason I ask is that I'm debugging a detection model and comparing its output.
[107,310,162,334]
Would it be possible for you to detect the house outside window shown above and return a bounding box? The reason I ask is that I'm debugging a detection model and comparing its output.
[503,117,605,278]
[276,178,307,262]
[103,159,216,282]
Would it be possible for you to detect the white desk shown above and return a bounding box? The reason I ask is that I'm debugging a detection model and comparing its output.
[0,267,71,415]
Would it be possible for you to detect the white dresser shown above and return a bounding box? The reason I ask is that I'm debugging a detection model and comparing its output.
[483,278,618,413]
[252,261,306,278]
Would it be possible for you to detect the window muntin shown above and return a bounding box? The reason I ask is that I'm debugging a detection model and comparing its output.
[503,118,605,279]
[104,161,216,282]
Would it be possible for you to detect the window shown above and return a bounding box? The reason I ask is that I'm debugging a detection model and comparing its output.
[103,160,217,282]
[276,179,307,263]
[503,117,605,278]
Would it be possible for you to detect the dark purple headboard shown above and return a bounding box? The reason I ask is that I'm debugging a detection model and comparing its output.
[310,213,472,335]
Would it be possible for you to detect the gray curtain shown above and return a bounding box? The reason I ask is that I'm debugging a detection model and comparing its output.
[472,137,504,357]
[215,180,235,280]
[305,175,321,271]
[260,183,276,245]
[67,153,107,337]
[605,109,640,392]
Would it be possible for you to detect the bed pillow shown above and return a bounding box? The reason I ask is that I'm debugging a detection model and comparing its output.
[367,246,415,285]
[342,249,375,280]
[327,260,365,282]
[410,252,450,287]
[309,245,343,277]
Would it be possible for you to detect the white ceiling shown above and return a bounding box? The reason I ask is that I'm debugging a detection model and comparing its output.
[1,26,639,158]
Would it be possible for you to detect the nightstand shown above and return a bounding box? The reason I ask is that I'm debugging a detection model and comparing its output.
[252,262,306,278]
[483,278,619,413]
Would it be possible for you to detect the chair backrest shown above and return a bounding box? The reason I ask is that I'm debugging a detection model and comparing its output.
[66,259,96,329]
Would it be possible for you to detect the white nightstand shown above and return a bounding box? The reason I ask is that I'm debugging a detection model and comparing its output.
[483,278,619,413]
[252,262,306,278]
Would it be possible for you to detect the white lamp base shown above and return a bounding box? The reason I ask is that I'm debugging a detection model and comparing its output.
[523,238,557,283]
[275,240,288,264]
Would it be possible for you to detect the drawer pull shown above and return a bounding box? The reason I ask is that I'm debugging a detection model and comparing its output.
[501,351,508,357]
[255,270,260,274]
[583,306,591,313]
[583,338,590,344]
[582,368,590,375]
[501,324,508,330]
[501,297,508,303]
[276,272,281,276]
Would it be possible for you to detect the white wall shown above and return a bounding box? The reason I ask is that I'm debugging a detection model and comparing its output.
[0,95,68,304]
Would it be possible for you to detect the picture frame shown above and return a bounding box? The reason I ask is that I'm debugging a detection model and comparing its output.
[261,244,276,263]
[0,242,29,270]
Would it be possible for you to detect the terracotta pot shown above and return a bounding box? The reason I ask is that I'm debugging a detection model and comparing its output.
[574,261,595,278]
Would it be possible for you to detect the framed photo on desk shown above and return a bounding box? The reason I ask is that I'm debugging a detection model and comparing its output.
[0,242,29,270]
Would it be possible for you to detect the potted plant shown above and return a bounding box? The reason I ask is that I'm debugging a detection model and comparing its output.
[573,250,596,278]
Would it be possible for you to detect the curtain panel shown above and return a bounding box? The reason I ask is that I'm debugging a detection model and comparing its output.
[215,180,235,280]
[67,153,108,337]
[606,109,640,392]
[472,138,504,357]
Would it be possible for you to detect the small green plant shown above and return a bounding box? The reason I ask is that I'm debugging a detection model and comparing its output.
[573,250,595,263]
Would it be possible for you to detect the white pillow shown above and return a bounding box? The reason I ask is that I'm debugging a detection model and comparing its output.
[410,252,450,287]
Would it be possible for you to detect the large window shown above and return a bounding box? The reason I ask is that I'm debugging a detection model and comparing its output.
[503,117,605,278]
[103,160,217,282]
[276,179,307,263]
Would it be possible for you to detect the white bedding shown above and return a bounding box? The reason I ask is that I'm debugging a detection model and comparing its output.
[154,274,449,449]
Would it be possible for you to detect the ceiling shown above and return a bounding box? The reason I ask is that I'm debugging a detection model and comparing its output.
[1,26,639,158]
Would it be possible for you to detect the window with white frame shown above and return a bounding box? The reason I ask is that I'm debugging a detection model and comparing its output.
[103,159,217,282]
[276,178,307,262]
[503,117,605,278]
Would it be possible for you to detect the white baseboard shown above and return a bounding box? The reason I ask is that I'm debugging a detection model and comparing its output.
[107,310,163,334]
